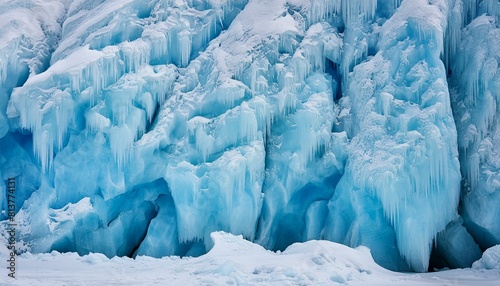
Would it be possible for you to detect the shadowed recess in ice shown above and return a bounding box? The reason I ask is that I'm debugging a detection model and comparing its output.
[1,0,499,273]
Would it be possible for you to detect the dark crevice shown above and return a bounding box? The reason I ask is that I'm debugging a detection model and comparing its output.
[325,58,342,103]
[428,246,451,272]
[145,101,162,133]
[130,206,159,258]
[15,65,30,88]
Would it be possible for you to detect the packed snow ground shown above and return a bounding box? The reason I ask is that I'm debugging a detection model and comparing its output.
[0,232,499,285]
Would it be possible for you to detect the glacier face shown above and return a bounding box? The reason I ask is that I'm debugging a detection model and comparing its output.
[0,0,499,273]
[324,0,463,272]
[450,7,500,250]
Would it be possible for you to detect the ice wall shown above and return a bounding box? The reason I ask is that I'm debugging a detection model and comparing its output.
[0,0,498,273]
[448,0,500,249]
[5,0,254,257]
[0,0,67,222]
[324,0,461,272]
[3,0,347,258]
[141,0,348,250]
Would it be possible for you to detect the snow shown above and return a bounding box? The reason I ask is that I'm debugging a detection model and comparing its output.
[0,232,499,285]
[47,197,93,233]
[473,245,500,270]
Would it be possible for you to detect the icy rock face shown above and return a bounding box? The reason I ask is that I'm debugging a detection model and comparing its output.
[449,5,500,249]
[0,0,498,274]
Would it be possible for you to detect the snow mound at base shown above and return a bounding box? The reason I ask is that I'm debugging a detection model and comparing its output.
[473,245,500,270]
[202,231,389,283]
[1,232,499,285]
[0,231,388,284]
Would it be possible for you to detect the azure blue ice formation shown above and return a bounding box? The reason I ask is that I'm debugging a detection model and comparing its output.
[448,1,500,251]
[0,0,498,273]
[323,0,464,272]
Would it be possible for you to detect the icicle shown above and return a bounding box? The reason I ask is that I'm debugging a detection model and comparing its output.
[394,0,402,9]
[483,0,500,19]
[33,126,54,173]
[444,0,464,69]
[239,101,259,143]
[53,89,74,151]
[380,92,393,116]
[341,0,377,25]
[120,39,150,73]
[85,108,111,132]
[179,31,192,68]
[138,92,155,122]
[109,125,134,169]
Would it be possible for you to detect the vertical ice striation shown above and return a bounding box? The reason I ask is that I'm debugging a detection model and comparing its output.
[0,0,66,221]
[4,0,256,257]
[341,0,377,25]
[140,0,347,251]
[324,0,461,272]
[449,3,500,249]
[254,22,347,251]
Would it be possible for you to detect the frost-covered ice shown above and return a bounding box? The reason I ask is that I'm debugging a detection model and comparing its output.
[1,0,500,277]
[324,0,461,272]
[450,7,500,250]
[0,232,499,285]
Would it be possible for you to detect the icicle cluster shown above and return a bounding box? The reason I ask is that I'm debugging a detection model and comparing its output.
[448,0,500,249]
[324,0,462,272]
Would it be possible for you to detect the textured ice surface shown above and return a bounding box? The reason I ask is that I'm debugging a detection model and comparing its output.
[323,0,463,272]
[1,0,499,274]
[449,6,500,249]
